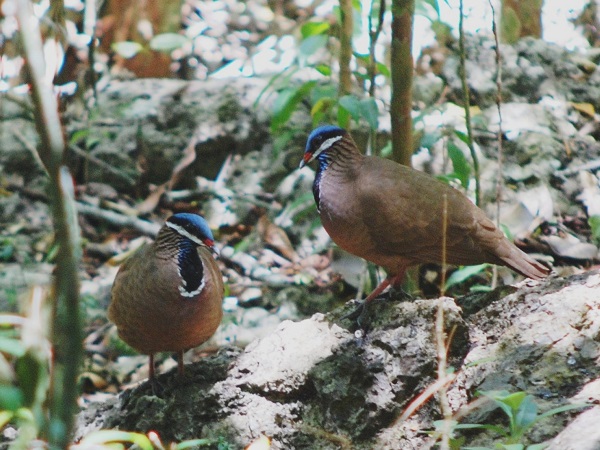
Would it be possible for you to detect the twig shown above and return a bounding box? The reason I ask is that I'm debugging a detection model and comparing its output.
[11,128,48,174]
[15,0,83,447]
[367,0,386,156]
[490,0,503,289]
[68,143,136,186]
[458,0,481,206]
[436,194,452,450]
[557,158,600,176]
[394,371,457,425]
[76,202,161,236]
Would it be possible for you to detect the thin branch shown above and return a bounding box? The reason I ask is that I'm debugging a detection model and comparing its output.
[69,143,136,186]
[490,0,503,289]
[76,202,161,236]
[14,0,82,447]
[367,0,386,155]
[458,0,480,206]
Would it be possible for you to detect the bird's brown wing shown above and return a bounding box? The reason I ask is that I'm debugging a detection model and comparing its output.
[356,157,500,266]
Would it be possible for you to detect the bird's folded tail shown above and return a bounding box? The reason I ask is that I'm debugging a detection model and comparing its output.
[498,244,550,281]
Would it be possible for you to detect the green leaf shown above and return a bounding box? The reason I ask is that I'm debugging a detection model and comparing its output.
[514,395,538,430]
[301,21,330,38]
[447,142,471,189]
[469,284,493,293]
[380,140,392,157]
[454,129,471,146]
[354,52,369,62]
[498,445,525,450]
[314,64,332,76]
[272,129,295,158]
[498,391,528,412]
[337,106,351,129]
[501,7,521,45]
[376,61,391,77]
[359,97,379,129]
[69,129,88,145]
[111,41,143,59]
[149,33,188,52]
[415,0,441,21]
[526,444,549,450]
[588,215,600,246]
[270,81,317,131]
[79,430,154,450]
[0,410,14,429]
[0,336,25,357]
[444,264,488,290]
[419,130,442,150]
[0,386,24,411]
[175,438,214,449]
[338,95,362,120]
[311,97,335,125]
[536,403,590,421]
[432,419,458,431]
[299,35,328,64]
[15,351,46,408]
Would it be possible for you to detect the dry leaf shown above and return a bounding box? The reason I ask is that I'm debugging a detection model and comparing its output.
[571,102,595,117]
[257,214,298,262]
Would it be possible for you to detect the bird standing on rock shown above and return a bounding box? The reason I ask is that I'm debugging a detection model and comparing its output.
[299,125,549,304]
[109,213,224,381]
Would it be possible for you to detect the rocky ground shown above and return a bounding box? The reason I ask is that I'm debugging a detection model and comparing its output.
[74,271,600,449]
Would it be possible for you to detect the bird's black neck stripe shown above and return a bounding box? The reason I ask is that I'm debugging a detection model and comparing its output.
[177,239,204,296]
[313,152,332,211]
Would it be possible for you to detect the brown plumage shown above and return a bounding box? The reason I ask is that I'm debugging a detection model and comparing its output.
[109,213,224,380]
[300,126,549,302]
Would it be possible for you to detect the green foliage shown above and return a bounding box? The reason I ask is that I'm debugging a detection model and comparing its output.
[262,3,386,143]
[437,390,590,449]
[112,33,188,59]
[588,215,600,246]
[0,312,51,446]
[78,430,233,450]
[0,237,15,262]
[446,140,471,189]
[111,41,144,59]
[149,33,189,52]
[444,264,488,291]
[500,7,521,45]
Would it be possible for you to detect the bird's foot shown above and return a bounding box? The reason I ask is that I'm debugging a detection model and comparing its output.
[340,297,386,330]
[148,377,166,396]
[387,285,414,302]
[341,300,366,322]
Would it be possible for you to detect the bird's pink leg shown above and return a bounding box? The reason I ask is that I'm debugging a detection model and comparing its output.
[363,268,407,303]
[149,353,155,381]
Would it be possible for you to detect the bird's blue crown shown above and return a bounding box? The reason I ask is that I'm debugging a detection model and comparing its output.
[167,213,214,243]
[305,125,345,154]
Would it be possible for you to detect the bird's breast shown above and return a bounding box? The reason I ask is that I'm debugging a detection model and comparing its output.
[317,169,375,259]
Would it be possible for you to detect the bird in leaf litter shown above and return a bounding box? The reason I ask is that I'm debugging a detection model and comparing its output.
[299,125,549,306]
[109,213,224,382]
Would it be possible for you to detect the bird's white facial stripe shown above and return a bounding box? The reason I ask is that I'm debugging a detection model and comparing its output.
[311,135,342,161]
[165,221,205,246]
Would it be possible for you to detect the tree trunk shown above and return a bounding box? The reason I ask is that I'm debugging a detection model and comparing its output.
[390,0,414,166]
